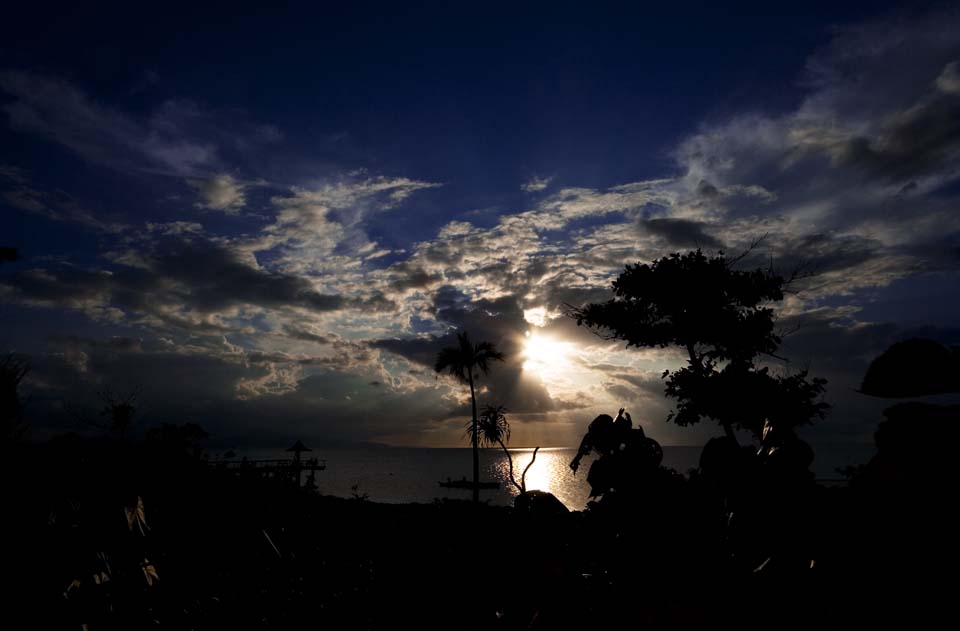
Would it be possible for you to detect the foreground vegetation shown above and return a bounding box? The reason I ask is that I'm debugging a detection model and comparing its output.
[4,423,955,630]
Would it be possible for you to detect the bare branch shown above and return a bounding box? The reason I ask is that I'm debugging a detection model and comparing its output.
[520,446,540,494]
[561,302,621,341]
[726,233,768,267]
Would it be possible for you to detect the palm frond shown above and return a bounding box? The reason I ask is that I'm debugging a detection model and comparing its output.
[434,331,504,381]
[476,404,510,448]
[473,342,505,375]
[435,347,468,383]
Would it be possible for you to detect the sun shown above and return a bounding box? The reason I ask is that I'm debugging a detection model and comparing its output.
[522,332,571,375]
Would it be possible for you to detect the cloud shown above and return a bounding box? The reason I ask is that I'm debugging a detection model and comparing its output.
[0,230,397,332]
[0,71,216,176]
[250,175,440,276]
[639,218,722,249]
[521,175,553,192]
[937,60,960,94]
[0,71,283,182]
[0,166,127,233]
[18,334,462,447]
[809,86,960,183]
[281,323,336,344]
[189,174,247,212]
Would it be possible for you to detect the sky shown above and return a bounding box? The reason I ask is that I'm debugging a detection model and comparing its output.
[2,1,959,449]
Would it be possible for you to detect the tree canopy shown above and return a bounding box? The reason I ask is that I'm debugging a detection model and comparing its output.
[571,249,828,439]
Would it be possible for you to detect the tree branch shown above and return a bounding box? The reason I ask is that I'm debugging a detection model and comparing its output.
[727,234,768,267]
[520,447,540,494]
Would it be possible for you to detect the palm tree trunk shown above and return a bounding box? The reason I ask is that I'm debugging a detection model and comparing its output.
[468,368,479,503]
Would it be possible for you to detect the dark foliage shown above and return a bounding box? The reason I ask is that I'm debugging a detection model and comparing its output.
[0,353,30,445]
[570,249,828,439]
[569,409,663,498]
[0,246,20,264]
[572,249,784,362]
[859,337,960,397]
[664,363,829,437]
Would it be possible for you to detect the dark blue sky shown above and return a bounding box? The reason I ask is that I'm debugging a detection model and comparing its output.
[2,2,958,447]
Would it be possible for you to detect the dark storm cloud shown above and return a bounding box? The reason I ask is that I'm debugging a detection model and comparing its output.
[639,218,722,249]
[537,280,614,313]
[828,90,960,183]
[370,335,450,369]
[47,335,144,353]
[17,331,459,444]
[727,231,893,293]
[145,238,342,312]
[0,234,395,330]
[373,288,570,416]
[281,323,335,344]
[19,338,453,446]
[384,261,443,293]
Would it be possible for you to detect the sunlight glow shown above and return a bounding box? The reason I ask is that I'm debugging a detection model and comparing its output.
[518,452,551,492]
[522,332,571,375]
[523,306,548,327]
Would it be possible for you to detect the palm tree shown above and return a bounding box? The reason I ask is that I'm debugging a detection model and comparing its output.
[435,331,504,502]
[475,404,540,495]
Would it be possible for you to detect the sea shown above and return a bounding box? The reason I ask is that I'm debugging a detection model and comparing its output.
[233,444,876,511]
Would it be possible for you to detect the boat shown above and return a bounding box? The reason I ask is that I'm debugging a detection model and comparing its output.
[439,477,500,490]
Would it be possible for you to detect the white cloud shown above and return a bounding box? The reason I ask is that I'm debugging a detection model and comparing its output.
[189,173,247,212]
[521,175,553,192]
[937,60,960,94]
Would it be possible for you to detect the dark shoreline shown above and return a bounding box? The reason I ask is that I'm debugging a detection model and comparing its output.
[7,436,953,629]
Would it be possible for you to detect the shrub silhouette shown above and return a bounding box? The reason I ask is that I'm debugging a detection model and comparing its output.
[570,408,663,499]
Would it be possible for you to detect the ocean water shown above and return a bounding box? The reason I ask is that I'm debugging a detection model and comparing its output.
[233,444,876,511]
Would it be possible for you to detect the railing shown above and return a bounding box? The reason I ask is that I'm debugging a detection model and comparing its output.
[815,478,850,488]
[210,458,327,490]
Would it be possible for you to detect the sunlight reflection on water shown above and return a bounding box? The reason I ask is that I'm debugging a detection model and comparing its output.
[238,444,872,511]
[494,448,588,509]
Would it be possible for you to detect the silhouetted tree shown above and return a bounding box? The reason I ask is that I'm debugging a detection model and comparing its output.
[0,247,20,265]
[435,331,504,502]
[474,404,539,494]
[0,353,29,445]
[99,388,139,438]
[857,338,960,487]
[860,337,960,398]
[847,339,960,626]
[569,249,828,442]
